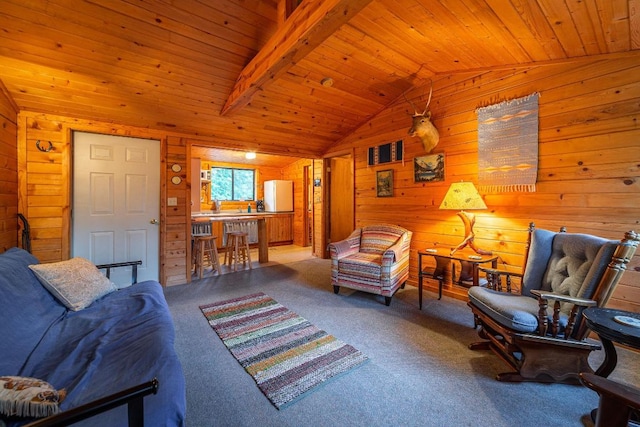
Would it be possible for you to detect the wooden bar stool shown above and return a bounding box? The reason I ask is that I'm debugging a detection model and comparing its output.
[192,221,220,279]
[225,231,252,272]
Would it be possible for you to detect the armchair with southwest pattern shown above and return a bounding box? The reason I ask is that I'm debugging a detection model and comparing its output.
[329,224,412,306]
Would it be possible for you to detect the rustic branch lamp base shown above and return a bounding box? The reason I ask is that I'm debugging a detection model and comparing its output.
[439,181,492,257]
[450,211,492,256]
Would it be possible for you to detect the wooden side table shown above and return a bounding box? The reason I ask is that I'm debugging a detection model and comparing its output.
[581,307,640,426]
[582,307,640,377]
[417,248,497,309]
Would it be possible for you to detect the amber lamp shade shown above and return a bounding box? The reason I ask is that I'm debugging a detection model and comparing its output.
[439,182,492,256]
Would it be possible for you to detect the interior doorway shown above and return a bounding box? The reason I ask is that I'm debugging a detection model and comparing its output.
[325,152,354,246]
[72,132,160,287]
[303,164,312,247]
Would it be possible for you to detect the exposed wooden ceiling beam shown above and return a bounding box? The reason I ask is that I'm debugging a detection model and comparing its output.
[220,0,373,116]
[276,0,299,27]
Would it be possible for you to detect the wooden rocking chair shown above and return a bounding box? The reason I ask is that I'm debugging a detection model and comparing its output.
[467,223,639,384]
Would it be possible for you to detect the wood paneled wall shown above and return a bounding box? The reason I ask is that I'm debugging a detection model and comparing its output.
[13,113,320,286]
[332,52,640,312]
[14,111,190,284]
[10,51,640,307]
[163,136,188,286]
[0,81,18,252]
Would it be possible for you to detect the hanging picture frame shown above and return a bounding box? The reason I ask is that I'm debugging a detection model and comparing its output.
[376,169,393,197]
[414,153,445,183]
[368,140,403,166]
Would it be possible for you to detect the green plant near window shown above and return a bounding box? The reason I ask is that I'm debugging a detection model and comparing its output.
[210,167,255,201]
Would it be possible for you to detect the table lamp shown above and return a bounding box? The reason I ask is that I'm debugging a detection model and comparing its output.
[439,181,492,256]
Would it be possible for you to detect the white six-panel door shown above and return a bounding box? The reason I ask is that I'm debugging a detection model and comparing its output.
[72,132,160,287]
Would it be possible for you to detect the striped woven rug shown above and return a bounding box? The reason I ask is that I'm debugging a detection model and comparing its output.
[200,292,368,409]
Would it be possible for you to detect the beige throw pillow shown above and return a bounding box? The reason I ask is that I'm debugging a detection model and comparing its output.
[29,257,117,311]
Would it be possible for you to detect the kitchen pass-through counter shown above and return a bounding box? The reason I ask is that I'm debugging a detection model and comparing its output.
[191,211,293,263]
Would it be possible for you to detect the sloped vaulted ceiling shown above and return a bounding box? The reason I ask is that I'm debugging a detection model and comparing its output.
[0,0,637,158]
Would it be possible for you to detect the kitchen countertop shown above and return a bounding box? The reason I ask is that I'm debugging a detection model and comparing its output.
[191,211,293,219]
[190,211,278,264]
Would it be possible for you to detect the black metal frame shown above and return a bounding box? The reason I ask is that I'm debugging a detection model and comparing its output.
[96,260,143,285]
[18,213,31,254]
[24,379,158,427]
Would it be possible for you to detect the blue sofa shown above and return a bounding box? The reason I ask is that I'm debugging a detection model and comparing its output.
[0,248,186,426]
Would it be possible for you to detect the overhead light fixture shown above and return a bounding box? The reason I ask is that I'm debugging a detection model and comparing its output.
[245,152,256,160]
[320,77,334,87]
[439,181,492,256]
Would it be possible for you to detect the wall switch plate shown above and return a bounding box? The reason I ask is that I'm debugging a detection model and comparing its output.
[167,197,177,206]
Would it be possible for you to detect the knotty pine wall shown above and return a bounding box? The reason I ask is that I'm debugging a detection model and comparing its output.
[12,111,321,286]
[331,52,640,312]
[13,111,191,284]
[6,51,640,308]
[0,81,18,252]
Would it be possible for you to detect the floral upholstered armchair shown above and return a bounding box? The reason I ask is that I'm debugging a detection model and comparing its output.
[328,224,412,306]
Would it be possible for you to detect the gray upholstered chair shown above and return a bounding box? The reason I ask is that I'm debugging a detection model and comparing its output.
[467,223,639,384]
[328,224,412,306]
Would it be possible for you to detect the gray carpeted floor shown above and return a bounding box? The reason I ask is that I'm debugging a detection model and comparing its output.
[164,258,638,427]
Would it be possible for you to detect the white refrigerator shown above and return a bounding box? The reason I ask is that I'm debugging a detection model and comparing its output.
[264,180,293,212]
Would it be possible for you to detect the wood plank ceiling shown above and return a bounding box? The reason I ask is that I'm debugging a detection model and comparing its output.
[0,0,637,160]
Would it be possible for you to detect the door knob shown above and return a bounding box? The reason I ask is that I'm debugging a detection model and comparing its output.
[150,219,159,224]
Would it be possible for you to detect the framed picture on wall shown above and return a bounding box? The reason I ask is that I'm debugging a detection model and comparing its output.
[376,169,393,197]
[414,153,445,183]
[368,140,403,166]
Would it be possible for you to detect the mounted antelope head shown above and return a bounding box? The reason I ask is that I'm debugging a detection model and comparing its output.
[405,81,439,153]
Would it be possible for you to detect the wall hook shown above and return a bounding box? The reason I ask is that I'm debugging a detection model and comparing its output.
[36,140,54,152]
